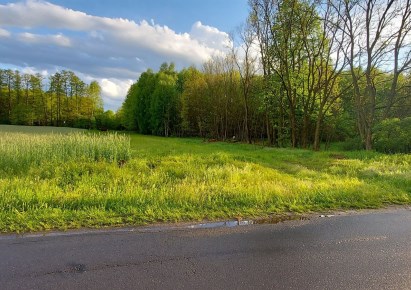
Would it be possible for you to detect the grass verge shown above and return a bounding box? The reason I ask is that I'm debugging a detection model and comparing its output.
[0,127,410,233]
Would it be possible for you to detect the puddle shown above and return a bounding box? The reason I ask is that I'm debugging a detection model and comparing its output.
[319,214,335,218]
[187,220,254,229]
[186,215,309,229]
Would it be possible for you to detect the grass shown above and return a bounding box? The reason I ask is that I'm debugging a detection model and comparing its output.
[0,124,85,134]
[0,125,410,233]
[0,132,131,175]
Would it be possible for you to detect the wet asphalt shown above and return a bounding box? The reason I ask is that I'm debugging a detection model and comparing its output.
[1,208,411,290]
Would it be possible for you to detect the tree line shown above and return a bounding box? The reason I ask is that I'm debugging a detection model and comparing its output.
[0,69,104,128]
[121,0,411,152]
[2,0,410,152]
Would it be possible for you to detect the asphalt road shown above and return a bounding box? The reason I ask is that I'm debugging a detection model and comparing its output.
[1,208,411,290]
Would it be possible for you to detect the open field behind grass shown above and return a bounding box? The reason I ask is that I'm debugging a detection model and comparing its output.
[1,125,410,233]
[0,124,85,134]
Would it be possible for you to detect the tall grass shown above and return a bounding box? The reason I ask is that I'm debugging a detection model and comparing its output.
[0,132,131,175]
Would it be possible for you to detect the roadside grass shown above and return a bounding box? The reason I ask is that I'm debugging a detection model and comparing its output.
[0,126,410,233]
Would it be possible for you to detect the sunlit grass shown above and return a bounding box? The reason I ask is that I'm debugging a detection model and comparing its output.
[0,126,410,233]
[0,132,131,175]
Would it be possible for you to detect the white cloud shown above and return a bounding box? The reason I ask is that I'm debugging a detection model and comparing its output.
[0,0,229,61]
[0,0,232,110]
[191,21,232,51]
[21,66,49,77]
[100,78,134,100]
[0,28,10,37]
[18,32,71,47]
[0,0,96,30]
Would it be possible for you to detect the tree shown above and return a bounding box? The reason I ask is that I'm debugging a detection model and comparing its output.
[331,0,411,149]
[4,70,14,121]
[0,69,6,122]
[136,70,156,134]
[49,72,64,126]
[0,68,104,128]
[85,80,103,126]
[384,0,411,118]
[249,0,329,148]
[29,73,46,125]
[150,63,178,136]
[13,70,21,105]
[309,2,349,150]
[180,67,210,137]
[70,74,86,119]
[231,22,259,143]
[124,69,157,133]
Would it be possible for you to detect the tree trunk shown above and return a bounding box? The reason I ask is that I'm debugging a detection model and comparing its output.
[290,105,297,148]
[265,106,272,146]
[244,100,251,144]
[313,106,323,151]
[364,126,372,150]
[302,114,310,149]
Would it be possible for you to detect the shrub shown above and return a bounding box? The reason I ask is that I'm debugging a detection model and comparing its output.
[341,137,364,151]
[373,117,411,153]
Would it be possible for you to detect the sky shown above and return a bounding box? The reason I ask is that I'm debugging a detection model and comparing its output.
[0,0,249,110]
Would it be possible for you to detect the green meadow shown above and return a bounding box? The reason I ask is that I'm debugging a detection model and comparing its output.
[0,125,410,233]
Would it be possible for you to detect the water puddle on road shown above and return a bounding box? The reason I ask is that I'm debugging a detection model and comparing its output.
[186,220,254,229]
[186,215,309,230]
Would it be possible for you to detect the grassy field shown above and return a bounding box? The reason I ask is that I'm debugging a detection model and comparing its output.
[0,125,410,233]
[0,124,85,134]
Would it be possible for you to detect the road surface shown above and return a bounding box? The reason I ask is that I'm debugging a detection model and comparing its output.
[1,208,411,289]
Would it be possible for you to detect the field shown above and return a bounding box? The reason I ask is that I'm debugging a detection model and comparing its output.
[0,125,410,233]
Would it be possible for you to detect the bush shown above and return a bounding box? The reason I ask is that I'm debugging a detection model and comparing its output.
[341,137,364,151]
[73,118,94,129]
[373,117,411,153]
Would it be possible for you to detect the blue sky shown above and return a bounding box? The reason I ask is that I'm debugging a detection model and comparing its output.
[0,0,249,110]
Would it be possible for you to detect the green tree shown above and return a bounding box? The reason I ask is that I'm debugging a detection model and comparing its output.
[180,67,209,136]
[29,73,47,125]
[331,0,411,149]
[150,63,178,136]
[231,22,258,143]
